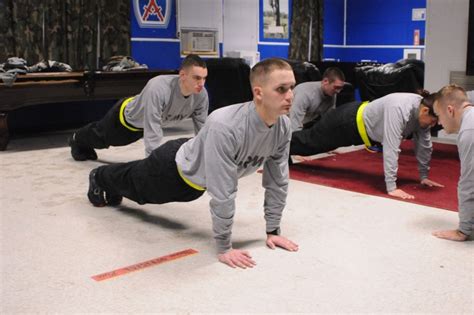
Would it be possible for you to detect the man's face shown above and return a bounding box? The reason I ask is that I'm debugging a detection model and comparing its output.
[180,66,208,95]
[418,106,438,129]
[321,78,345,97]
[256,69,296,117]
[433,101,458,134]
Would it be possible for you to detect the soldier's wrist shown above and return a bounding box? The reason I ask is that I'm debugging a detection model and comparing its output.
[267,228,281,236]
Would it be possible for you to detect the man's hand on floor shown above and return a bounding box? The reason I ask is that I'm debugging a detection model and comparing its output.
[421,178,444,188]
[266,234,299,252]
[218,249,256,269]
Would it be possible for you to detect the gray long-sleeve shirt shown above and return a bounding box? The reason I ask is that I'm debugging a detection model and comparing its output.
[363,93,432,192]
[175,101,291,253]
[124,75,209,156]
[289,81,336,132]
[457,106,474,235]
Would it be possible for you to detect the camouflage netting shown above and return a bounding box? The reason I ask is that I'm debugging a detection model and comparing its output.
[288,0,324,62]
[0,0,130,70]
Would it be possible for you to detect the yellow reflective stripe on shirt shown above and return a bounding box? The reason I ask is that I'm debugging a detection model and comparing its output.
[177,166,206,191]
[356,101,372,148]
[119,97,142,132]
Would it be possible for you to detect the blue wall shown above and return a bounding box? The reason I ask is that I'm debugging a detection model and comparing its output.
[131,0,181,69]
[131,0,292,67]
[324,0,345,46]
[131,0,225,70]
[132,41,181,70]
[346,0,426,45]
[131,0,426,68]
[323,0,426,62]
[259,0,426,63]
[258,44,289,60]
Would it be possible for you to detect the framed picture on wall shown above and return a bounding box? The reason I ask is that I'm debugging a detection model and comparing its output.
[263,0,289,39]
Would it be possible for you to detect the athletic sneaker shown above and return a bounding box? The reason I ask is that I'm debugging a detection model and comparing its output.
[68,133,98,161]
[105,191,123,207]
[87,168,106,207]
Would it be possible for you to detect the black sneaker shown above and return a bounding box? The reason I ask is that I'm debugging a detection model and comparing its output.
[68,134,98,161]
[87,169,106,207]
[105,191,123,207]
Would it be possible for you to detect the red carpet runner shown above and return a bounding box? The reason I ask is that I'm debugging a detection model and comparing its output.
[289,141,459,212]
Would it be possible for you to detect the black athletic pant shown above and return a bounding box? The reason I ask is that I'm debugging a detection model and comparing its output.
[290,101,365,156]
[96,138,205,205]
[74,98,143,149]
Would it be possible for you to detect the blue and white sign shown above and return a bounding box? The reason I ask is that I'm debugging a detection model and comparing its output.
[133,0,172,28]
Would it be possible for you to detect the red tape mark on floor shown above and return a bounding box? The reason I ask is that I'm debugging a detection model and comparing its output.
[91,248,199,282]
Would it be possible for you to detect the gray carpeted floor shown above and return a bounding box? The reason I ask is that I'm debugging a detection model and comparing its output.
[1,121,472,313]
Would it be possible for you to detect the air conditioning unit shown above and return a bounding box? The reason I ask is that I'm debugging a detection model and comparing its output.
[225,50,260,67]
[180,28,218,56]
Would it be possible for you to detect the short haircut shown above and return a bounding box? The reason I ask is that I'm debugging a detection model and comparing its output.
[249,58,292,88]
[180,54,207,70]
[322,67,345,83]
[436,84,468,109]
